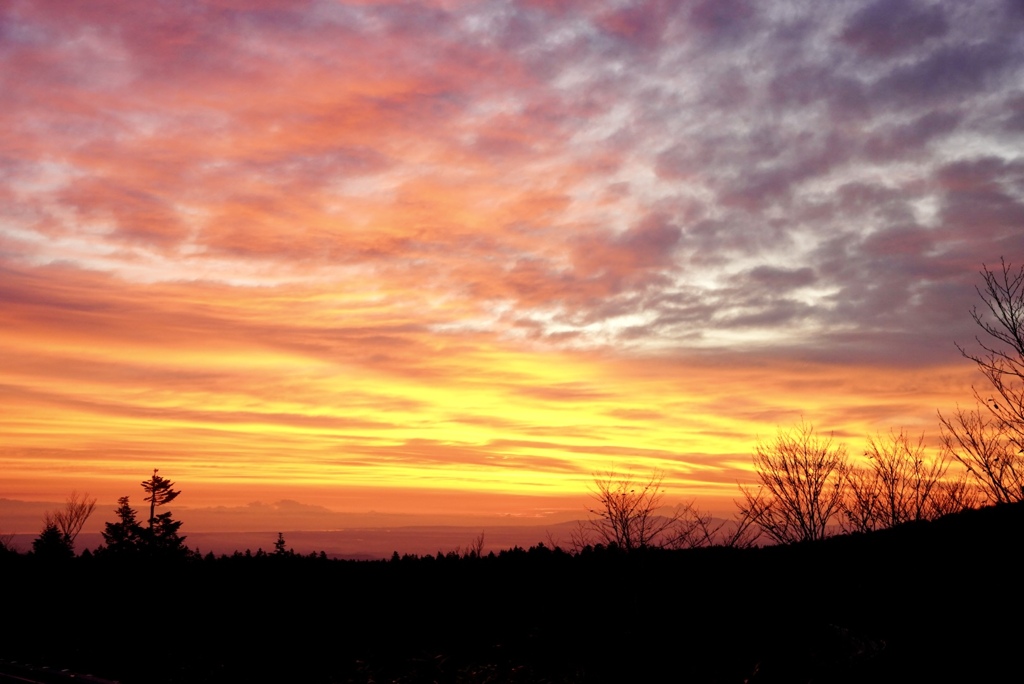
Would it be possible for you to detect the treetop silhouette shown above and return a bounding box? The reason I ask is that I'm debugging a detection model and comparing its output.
[99,470,187,558]
[142,469,180,528]
[740,420,849,544]
[101,496,144,555]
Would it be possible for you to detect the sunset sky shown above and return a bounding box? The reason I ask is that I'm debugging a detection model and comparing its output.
[2,0,1023,532]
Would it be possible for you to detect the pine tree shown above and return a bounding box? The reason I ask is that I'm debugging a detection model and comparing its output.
[101,496,144,555]
[144,511,187,557]
[273,532,288,556]
[139,470,187,558]
[141,469,180,528]
[32,521,74,560]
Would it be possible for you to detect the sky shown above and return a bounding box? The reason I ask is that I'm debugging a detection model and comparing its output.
[2,0,1023,533]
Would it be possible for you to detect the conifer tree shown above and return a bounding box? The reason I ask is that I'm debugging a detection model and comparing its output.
[141,469,180,528]
[101,473,189,558]
[140,470,187,557]
[145,511,187,557]
[273,532,288,556]
[101,496,144,555]
[32,521,74,560]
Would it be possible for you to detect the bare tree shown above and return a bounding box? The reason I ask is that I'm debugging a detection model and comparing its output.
[575,471,683,550]
[928,469,981,518]
[940,259,1024,503]
[841,465,882,533]
[663,501,761,549]
[717,506,763,549]
[959,258,1024,439]
[465,531,485,558]
[739,421,849,545]
[572,470,762,551]
[939,404,1023,503]
[841,431,950,532]
[662,500,717,549]
[45,491,97,552]
[870,430,943,525]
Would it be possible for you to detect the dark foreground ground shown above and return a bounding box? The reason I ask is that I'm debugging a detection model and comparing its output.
[3,502,1022,683]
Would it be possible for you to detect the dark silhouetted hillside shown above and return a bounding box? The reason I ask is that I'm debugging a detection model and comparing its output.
[2,502,1021,683]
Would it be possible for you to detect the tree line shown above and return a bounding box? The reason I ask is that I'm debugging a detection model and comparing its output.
[18,469,191,560]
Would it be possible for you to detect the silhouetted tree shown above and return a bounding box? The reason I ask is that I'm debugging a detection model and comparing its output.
[740,421,849,544]
[940,259,1024,503]
[145,510,187,557]
[142,469,180,528]
[684,504,762,549]
[465,531,485,558]
[45,490,97,553]
[575,471,678,550]
[139,469,187,557]
[32,521,73,560]
[274,532,288,556]
[101,496,144,555]
[100,474,188,559]
[0,531,15,555]
[928,470,980,517]
[940,403,1024,504]
[33,491,97,558]
[841,430,971,532]
[572,470,731,550]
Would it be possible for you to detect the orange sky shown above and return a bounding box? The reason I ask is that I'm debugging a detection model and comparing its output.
[2,0,1021,532]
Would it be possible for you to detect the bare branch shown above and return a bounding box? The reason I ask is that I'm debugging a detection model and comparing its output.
[739,421,848,545]
[582,470,681,550]
[928,466,981,518]
[721,504,762,549]
[48,491,98,552]
[841,430,965,532]
[465,531,485,558]
[940,259,1024,504]
[939,404,1024,504]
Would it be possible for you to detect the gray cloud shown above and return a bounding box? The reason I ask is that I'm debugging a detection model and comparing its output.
[841,0,950,58]
[3,0,1022,368]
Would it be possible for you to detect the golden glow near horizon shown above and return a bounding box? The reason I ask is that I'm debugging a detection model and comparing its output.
[0,274,978,515]
[1,1,1018,527]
